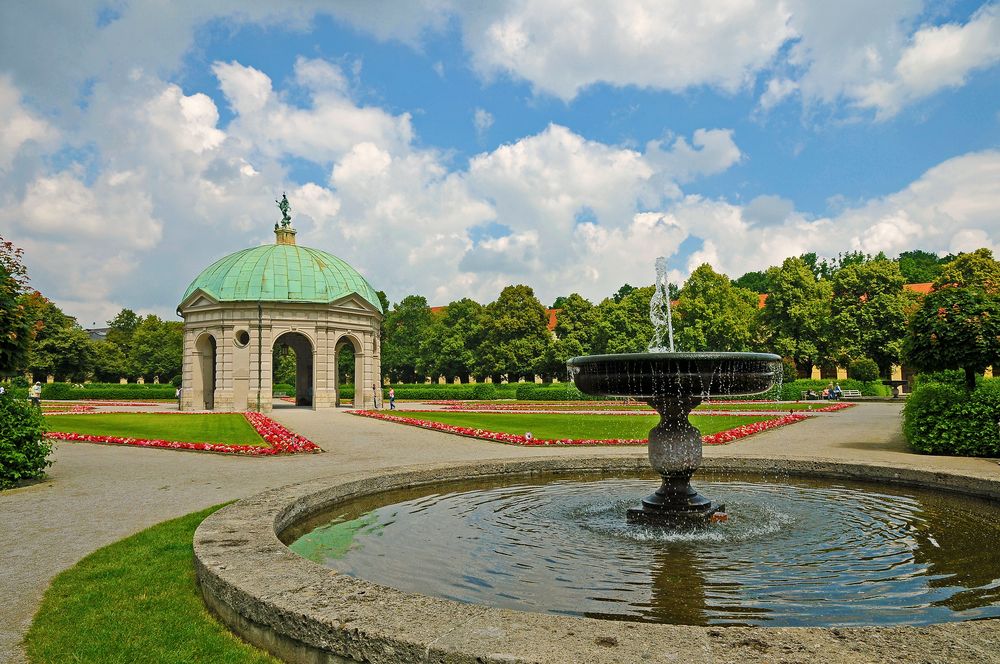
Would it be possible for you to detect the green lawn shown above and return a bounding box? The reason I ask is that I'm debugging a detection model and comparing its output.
[24,505,277,664]
[393,411,774,439]
[45,413,266,446]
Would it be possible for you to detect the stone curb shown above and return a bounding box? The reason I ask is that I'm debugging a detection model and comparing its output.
[194,456,1000,664]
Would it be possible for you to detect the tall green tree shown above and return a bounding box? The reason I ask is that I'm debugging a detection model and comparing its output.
[382,295,432,383]
[831,258,917,377]
[477,285,551,382]
[106,308,141,354]
[419,298,485,383]
[732,270,771,294]
[90,341,127,382]
[904,249,1000,391]
[30,326,95,382]
[897,250,947,283]
[761,257,833,377]
[674,264,759,352]
[591,286,655,354]
[129,316,183,382]
[0,237,32,375]
[539,293,597,379]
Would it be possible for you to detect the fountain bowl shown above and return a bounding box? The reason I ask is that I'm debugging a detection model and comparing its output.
[567,351,782,401]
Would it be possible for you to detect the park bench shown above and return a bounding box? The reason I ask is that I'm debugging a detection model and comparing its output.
[840,389,862,399]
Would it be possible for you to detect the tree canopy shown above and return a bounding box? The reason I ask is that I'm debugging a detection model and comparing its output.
[674,264,759,352]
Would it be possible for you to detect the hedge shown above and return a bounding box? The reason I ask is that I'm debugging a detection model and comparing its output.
[903,378,1000,456]
[0,389,51,489]
[40,383,175,401]
[779,378,888,400]
[514,383,602,401]
[340,382,518,401]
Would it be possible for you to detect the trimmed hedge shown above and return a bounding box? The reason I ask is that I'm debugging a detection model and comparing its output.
[340,382,518,401]
[0,389,51,489]
[514,383,602,401]
[41,383,175,401]
[780,378,888,401]
[903,378,1000,456]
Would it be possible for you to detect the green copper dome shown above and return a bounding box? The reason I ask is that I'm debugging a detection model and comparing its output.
[180,244,382,312]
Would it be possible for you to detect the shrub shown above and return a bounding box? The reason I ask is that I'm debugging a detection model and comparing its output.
[781,359,798,384]
[471,383,498,400]
[848,358,880,382]
[0,390,51,489]
[515,383,601,401]
[272,383,294,396]
[903,378,1000,456]
[779,378,888,400]
[40,382,175,400]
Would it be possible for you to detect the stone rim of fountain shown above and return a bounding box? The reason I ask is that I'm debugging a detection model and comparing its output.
[194,456,1000,664]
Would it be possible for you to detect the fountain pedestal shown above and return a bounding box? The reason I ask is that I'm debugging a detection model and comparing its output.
[627,396,725,524]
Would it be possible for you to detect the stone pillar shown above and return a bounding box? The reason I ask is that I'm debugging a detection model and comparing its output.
[214,325,235,411]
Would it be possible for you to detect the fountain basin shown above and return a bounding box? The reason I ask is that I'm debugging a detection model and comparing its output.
[567,352,782,401]
[194,457,1000,664]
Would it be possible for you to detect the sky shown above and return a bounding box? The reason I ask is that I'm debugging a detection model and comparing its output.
[1,1,998,325]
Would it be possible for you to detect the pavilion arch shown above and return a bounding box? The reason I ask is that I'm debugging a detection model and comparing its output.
[273,331,316,408]
[334,333,367,408]
[191,333,218,410]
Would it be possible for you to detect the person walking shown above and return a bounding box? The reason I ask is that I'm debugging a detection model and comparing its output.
[389,387,396,410]
[30,381,42,407]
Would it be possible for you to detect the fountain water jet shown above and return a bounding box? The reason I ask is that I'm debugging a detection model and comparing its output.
[568,259,781,524]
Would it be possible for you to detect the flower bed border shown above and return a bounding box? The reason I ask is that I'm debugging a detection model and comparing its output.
[45,411,320,455]
[348,410,807,446]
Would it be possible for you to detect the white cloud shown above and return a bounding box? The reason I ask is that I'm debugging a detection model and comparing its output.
[853,5,1000,118]
[473,108,494,138]
[0,75,58,171]
[758,77,798,111]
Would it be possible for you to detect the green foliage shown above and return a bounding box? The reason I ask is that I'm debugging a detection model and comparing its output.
[272,345,296,386]
[382,295,433,383]
[592,285,655,354]
[904,282,1000,391]
[41,383,175,400]
[128,316,183,382]
[612,283,637,303]
[897,250,947,284]
[418,297,484,382]
[831,258,916,377]
[105,308,141,354]
[471,382,498,400]
[272,383,294,395]
[0,388,50,489]
[515,382,600,401]
[341,382,518,401]
[847,358,880,382]
[170,375,182,388]
[90,341,127,382]
[539,293,596,378]
[781,359,798,383]
[933,248,1000,293]
[732,270,771,294]
[780,378,888,400]
[903,379,1000,456]
[0,238,33,374]
[762,257,834,375]
[674,264,759,352]
[477,285,551,381]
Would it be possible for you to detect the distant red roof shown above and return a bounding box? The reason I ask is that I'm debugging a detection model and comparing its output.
[904,282,934,295]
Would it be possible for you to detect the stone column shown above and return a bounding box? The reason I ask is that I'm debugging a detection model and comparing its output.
[213,324,235,411]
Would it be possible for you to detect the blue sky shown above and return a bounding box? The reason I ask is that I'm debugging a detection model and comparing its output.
[1,1,998,324]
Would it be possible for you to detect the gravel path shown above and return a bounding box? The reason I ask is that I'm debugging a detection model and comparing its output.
[2,402,997,663]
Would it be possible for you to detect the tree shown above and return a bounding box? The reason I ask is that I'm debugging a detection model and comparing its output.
[419,298,485,383]
[106,308,141,354]
[904,249,1000,391]
[831,258,917,377]
[591,286,655,354]
[382,295,433,383]
[897,250,946,284]
[273,346,296,385]
[539,293,597,379]
[129,316,183,382]
[761,257,834,377]
[674,264,759,352]
[29,326,95,382]
[732,270,771,294]
[612,283,637,303]
[477,285,551,382]
[0,236,32,376]
[90,341,127,382]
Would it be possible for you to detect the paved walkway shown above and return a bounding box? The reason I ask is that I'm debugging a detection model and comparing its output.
[1,402,997,663]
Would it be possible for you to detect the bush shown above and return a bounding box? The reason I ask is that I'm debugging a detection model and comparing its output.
[903,378,1000,456]
[515,382,602,401]
[0,390,51,489]
[471,383,498,400]
[848,358,880,382]
[781,359,798,384]
[913,370,982,391]
[272,383,294,396]
[40,382,175,401]
[779,378,888,400]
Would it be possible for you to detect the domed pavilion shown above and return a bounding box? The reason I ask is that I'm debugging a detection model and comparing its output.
[177,199,382,412]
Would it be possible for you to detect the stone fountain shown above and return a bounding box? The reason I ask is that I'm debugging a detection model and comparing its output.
[568,258,781,524]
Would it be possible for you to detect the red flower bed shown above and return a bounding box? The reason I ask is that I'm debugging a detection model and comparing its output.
[348,410,806,446]
[809,402,855,412]
[46,412,320,455]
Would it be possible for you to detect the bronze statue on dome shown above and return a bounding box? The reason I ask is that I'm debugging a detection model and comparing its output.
[276,193,292,227]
